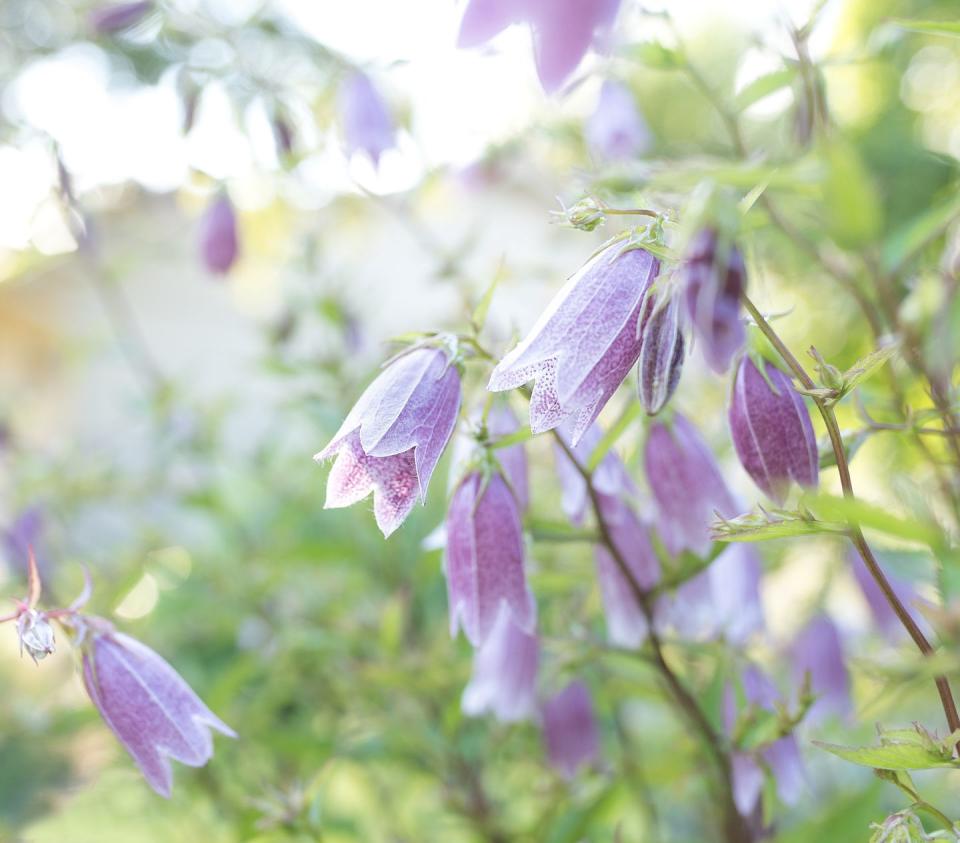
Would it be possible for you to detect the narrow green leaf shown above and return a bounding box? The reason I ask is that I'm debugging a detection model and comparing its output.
[735,68,795,111]
[711,509,847,543]
[490,426,535,449]
[840,343,900,396]
[586,401,641,471]
[881,191,960,273]
[471,260,507,332]
[894,19,960,37]
[802,493,942,548]
[813,740,958,771]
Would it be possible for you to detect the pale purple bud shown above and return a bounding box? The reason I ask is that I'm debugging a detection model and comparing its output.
[338,72,395,167]
[457,0,526,47]
[445,472,535,646]
[681,228,746,373]
[526,0,621,93]
[90,1,152,34]
[81,621,236,797]
[554,420,635,525]
[542,680,601,778]
[487,403,529,511]
[729,356,819,504]
[791,615,851,723]
[315,347,461,537]
[764,734,805,805]
[586,81,651,161]
[462,607,539,722]
[637,289,685,415]
[488,244,659,445]
[731,752,764,817]
[17,610,55,662]
[199,195,239,275]
[644,415,737,556]
[594,494,659,648]
[670,544,763,644]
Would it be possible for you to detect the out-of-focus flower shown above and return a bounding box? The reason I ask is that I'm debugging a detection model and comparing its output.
[790,614,851,723]
[586,81,651,161]
[594,494,659,648]
[445,472,535,646]
[338,72,395,167]
[669,544,763,645]
[462,608,539,722]
[554,420,635,525]
[89,1,152,34]
[680,228,746,373]
[850,551,925,642]
[729,356,819,504]
[459,0,621,93]
[637,288,685,415]
[725,667,805,815]
[542,680,601,778]
[199,194,239,275]
[81,619,236,797]
[644,414,737,556]
[273,115,295,158]
[488,243,659,445]
[487,403,529,511]
[3,506,47,578]
[315,347,461,537]
[17,609,55,663]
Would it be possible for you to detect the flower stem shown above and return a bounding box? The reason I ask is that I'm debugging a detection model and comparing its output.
[742,293,960,746]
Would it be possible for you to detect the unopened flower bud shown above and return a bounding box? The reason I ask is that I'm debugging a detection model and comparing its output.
[637,289,685,415]
[554,197,606,231]
[17,609,55,662]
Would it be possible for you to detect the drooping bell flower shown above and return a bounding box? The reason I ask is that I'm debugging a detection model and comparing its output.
[680,228,746,373]
[338,72,395,167]
[790,614,851,724]
[850,550,924,642]
[553,420,635,525]
[315,346,461,538]
[724,666,805,815]
[594,494,659,648]
[487,403,529,511]
[637,287,685,415]
[644,414,737,556]
[542,680,601,778]
[729,356,819,504]
[488,243,659,445]
[89,1,152,34]
[669,544,763,645]
[586,81,651,161]
[80,618,236,797]
[457,0,620,93]
[462,607,539,722]
[199,194,239,275]
[445,472,535,646]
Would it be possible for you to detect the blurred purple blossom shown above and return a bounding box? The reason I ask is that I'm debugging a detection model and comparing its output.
[542,680,601,778]
[681,229,746,373]
[199,194,239,275]
[338,72,395,167]
[89,1,152,34]
[790,614,851,724]
[3,506,49,579]
[553,420,635,525]
[81,619,236,797]
[445,472,535,646]
[462,608,539,722]
[487,402,529,511]
[729,356,819,504]
[851,551,925,642]
[315,347,461,537]
[594,494,659,648]
[488,243,659,445]
[458,0,621,93]
[644,415,737,556]
[586,81,651,161]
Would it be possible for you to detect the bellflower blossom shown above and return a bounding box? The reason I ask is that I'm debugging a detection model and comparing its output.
[462,607,539,722]
[725,667,805,815]
[315,346,461,537]
[644,414,737,556]
[790,614,851,724]
[338,72,395,167]
[457,0,621,93]
[637,287,685,415]
[586,81,651,161]
[681,228,746,373]
[488,243,659,445]
[729,356,819,504]
[850,550,926,642]
[90,1,152,34]
[199,194,239,275]
[445,472,536,646]
[81,618,236,797]
[542,680,601,778]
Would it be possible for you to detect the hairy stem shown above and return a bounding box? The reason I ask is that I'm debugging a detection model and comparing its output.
[742,294,960,744]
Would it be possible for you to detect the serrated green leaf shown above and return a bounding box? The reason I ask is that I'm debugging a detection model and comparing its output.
[735,68,795,111]
[813,740,958,771]
[711,509,847,543]
[840,343,900,396]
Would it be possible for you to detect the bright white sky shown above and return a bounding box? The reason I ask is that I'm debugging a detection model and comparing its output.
[0,0,833,256]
